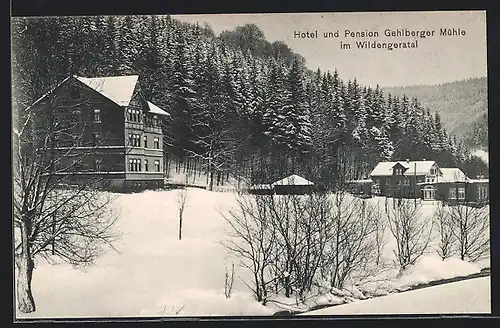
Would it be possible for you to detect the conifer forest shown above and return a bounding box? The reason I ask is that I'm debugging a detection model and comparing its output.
[11,15,488,190]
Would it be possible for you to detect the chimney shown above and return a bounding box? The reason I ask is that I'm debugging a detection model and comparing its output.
[406,159,410,163]
[422,158,426,161]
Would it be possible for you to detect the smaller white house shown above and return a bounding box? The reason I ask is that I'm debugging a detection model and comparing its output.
[249,174,315,195]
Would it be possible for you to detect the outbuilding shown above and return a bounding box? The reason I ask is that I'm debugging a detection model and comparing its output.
[272,174,315,195]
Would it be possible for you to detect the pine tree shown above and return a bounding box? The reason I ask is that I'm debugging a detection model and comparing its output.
[282,57,312,153]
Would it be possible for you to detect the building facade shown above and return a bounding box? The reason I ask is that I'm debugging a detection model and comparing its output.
[29,74,169,192]
[346,159,489,205]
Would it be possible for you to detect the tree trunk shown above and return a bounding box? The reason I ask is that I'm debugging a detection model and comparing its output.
[209,171,214,191]
[179,212,183,240]
[15,252,36,313]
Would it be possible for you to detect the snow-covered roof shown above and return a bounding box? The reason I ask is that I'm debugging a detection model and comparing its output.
[467,179,489,184]
[370,162,399,176]
[439,168,468,183]
[249,184,273,190]
[370,160,437,177]
[74,75,139,107]
[272,175,314,186]
[147,101,169,117]
[346,179,373,184]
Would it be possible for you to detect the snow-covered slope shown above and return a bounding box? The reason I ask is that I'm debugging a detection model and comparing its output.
[15,190,490,318]
[17,189,272,318]
[301,276,491,315]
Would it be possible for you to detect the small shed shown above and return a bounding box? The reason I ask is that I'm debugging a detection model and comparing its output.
[248,183,274,195]
[272,174,315,195]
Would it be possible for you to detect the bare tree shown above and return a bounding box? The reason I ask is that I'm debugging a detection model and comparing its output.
[321,192,387,290]
[448,203,490,262]
[13,86,121,313]
[433,202,455,260]
[177,176,188,240]
[265,192,335,301]
[224,262,236,299]
[385,198,433,272]
[222,193,277,304]
[224,186,391,305]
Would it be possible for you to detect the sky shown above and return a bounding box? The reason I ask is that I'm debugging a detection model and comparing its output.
[173,11,487,88]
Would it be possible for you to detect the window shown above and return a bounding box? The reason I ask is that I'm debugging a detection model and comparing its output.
[153,137,160,149]
[72,159,81,172]
[127,109,142,122]
[154,160,160,172]
[423,186,435,200]
[403,178,410,186]
[71,109,81,123]
[481,186,488,199]
[129,134,141,147]
[94,159,102,171]
[396,179,401,185]
[72,134,81,147]
[129,158,142,172]
[93,132,101,146]
[386,179,390,185]
[53,134,60,147]
[144,159,148,172]
[449,187,457,199]
[458,187,465,200]
[426,176,435,183]
[430,168,436,175]
[144,135,148,148]
[395,168,402,175]
[93,109,101,123]
[375,179,380,186]
[153,115,158,127]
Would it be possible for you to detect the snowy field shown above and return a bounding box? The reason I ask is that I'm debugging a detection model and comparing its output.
[302,276,491,315]
[16,188,490,318]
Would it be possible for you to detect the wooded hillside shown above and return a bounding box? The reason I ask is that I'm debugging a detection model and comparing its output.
[11,15,488,189]
[382,77,488,150]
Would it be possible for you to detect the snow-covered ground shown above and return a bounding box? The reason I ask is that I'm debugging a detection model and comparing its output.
[15,189,490,318]
[301,276,491,315]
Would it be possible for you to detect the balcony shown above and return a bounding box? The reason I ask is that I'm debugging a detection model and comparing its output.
[144,125,162,134]
[125,121,144,130]
[126,146,163,156]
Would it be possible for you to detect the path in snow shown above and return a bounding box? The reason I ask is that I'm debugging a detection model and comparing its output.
[301,276,490,315]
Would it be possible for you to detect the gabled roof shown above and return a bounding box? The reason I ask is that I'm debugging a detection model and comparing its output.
[439,168,469,183]
[370,161,399,176]
[272,174,314,186]
[403,161,437,176]
[24,76,72,111]
[370,160,437,177]
[147,101,170,117]
[74,75,139,107]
